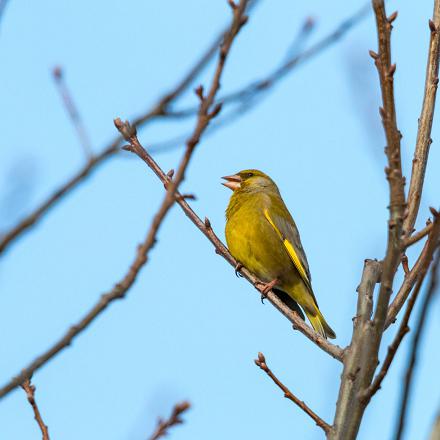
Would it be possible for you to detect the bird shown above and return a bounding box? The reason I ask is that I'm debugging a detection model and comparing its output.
[222,169,336,339]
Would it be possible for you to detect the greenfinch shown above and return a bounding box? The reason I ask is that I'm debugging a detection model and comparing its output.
[223,169,336,339]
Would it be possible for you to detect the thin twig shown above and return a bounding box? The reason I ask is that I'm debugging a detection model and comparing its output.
[404,221,433,247]
[21,378,50,440]
[148,401,191,440]
[254,352,331,433]
[404,1,440,237]
[0,3,368,257]
[386,208,440,328]
[394,246,440,440]
[0,0,249,400]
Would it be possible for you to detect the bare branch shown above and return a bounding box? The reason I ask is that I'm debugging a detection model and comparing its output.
[394,246,440,440]
[148,401,191,440]
[21,378,50,440]
[404,1,440,237]
[404,220,433,247]
[371,0,406,328]
[330,2,407,436]
[331,260,382,439]
[386,208,440,328]
[254,352,331,434]
[0,0,249,401]
[52,66,93,160]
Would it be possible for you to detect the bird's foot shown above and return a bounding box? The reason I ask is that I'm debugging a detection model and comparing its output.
[235,262,244,277]
[255,278,279,303]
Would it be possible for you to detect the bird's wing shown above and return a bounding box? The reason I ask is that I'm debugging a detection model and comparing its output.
[263,206,313,293]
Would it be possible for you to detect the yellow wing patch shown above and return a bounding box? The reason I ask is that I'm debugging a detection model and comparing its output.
[263,208,311,289]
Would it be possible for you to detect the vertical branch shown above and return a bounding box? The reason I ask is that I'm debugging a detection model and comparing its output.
[21,378,50,440]
[331,260,381,439]
[404,1,440,236]
[369,0,405,333]
[394,247,440,440]
[331,1,407,438]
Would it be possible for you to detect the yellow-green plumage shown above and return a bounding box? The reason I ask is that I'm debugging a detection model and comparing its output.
[223,169,336,339]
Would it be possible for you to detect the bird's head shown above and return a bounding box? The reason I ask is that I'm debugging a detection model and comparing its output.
[221,169,277,192]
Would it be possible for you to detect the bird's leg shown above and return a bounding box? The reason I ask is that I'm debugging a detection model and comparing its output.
[235,262,244,277]
[255,278,279,303]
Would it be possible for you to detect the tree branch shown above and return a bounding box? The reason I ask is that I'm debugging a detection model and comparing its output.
[331,259,382,439]
[404,1,440,237]
[404,220,433,247]
[394,245,440,440]
[386,208,440,328]
[330,2,407,437]
[360,274,427,403]
[21,378,50,440]
[0,0,249,400]
[254,352,331,434]
[148,401,191,440]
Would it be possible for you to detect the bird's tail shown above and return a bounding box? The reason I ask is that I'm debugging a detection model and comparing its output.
[304,305,336,340]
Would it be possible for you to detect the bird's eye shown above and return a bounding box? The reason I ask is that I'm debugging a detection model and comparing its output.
[247,172,254,178]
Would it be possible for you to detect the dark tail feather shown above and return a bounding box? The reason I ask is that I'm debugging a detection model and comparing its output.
[272,288,305,321]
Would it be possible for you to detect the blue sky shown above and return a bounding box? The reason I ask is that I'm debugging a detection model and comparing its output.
[1,1,439,439]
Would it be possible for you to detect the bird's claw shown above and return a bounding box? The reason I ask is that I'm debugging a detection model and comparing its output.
[235,262,244,277]
[256,278,279,303]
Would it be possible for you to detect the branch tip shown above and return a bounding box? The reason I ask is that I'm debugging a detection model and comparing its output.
[194,85,204,101]
[113,118,137,141]
[369,49,379,59]
[387,11,398,23]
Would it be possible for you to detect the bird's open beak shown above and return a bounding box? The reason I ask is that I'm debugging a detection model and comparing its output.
[221,174,242,191]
